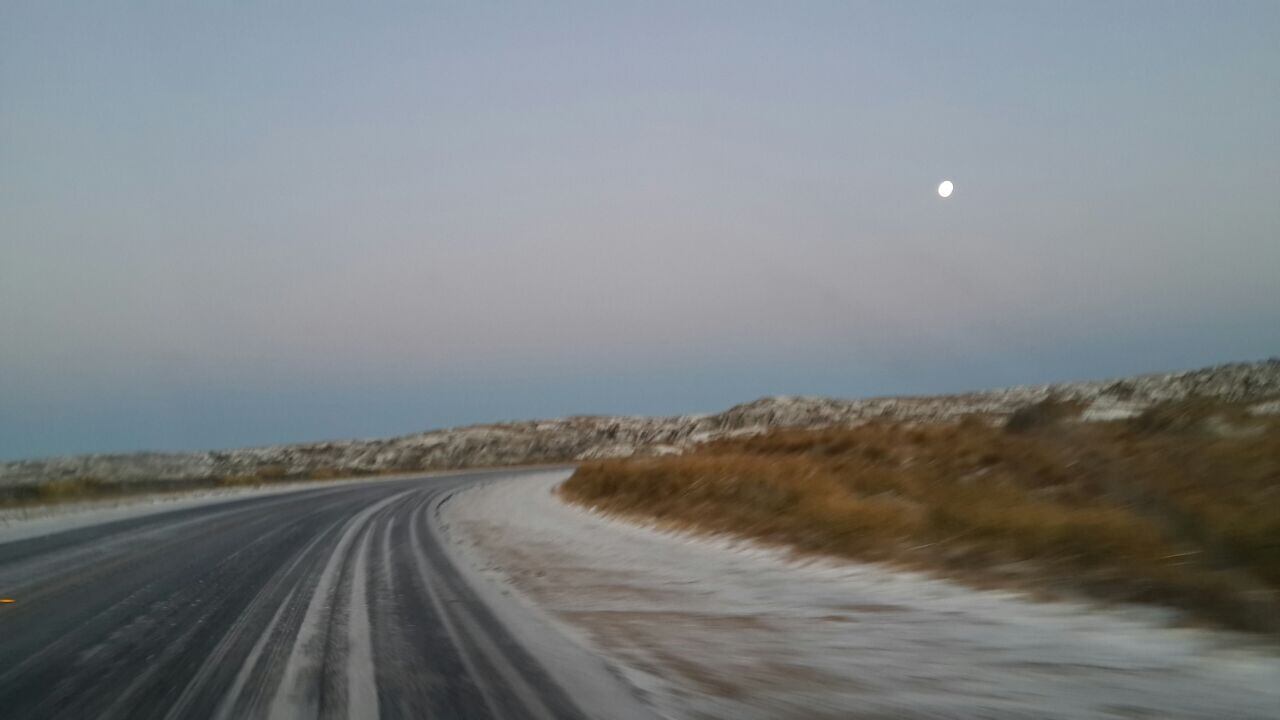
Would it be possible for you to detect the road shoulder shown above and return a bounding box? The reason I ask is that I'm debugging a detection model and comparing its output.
[433,470,658,720]
[442,471,1280,720]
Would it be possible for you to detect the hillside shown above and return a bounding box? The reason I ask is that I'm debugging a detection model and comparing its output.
[3,358,1278,495]
[565,395,1280,632]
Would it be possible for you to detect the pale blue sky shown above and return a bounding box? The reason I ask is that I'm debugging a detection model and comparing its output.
[3,2,1278,460]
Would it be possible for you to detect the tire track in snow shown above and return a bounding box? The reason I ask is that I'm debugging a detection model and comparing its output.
[0,470,620,720]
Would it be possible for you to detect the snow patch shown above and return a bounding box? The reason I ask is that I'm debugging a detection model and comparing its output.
[444,472,1280,720]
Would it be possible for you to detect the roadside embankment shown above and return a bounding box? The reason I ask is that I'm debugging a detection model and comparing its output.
[563,397,1280,633]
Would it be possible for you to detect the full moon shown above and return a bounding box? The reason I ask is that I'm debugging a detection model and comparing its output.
[938,180,954,198]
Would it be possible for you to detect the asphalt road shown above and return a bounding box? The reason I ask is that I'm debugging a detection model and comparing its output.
[0,471,592,720]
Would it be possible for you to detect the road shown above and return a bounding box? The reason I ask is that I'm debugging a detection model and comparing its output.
[0,470,595,720]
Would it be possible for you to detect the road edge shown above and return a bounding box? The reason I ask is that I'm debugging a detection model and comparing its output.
[432,469,661,720]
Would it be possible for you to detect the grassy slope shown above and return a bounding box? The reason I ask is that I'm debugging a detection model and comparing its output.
[0,465,359,508]
[562,398,1280,633]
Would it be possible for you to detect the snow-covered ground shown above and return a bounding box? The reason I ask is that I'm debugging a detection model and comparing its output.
[443,471,1280,720]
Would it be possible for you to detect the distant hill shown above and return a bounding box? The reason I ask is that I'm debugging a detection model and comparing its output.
[3,358,1277,491]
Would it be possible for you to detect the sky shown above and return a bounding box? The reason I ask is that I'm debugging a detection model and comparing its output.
[3,2,1279,461]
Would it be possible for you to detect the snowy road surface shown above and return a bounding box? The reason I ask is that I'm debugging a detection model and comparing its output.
[0,470,649,720]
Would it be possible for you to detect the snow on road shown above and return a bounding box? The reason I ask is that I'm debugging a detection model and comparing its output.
[443,471,1280,720]
[0,469,479,545]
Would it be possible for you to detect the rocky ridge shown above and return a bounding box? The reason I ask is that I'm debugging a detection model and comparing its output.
[3,359,1278,489]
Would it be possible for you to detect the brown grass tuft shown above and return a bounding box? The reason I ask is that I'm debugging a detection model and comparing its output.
[1003,396,1082,434]
[563,399,1280,633]
[216,474,260,488]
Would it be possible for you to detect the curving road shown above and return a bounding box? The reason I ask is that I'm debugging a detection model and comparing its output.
[0,470,596,720]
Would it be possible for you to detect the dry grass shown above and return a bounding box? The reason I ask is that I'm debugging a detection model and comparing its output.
[1,460,573,509]
[0,476,176,506]
[0,463,391,505]
[562,397,1280,633]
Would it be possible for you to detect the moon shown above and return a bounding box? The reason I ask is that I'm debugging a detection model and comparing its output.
[938,180,954,198]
